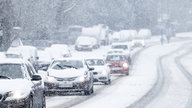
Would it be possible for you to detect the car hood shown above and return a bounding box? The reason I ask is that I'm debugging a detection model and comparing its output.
[0,79,32,94]
[48,68,85,78]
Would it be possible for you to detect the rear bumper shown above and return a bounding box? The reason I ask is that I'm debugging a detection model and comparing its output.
[110,67,129,74]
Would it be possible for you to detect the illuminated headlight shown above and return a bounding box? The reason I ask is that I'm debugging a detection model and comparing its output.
[47,76,56,82]
[101,70,107,75]
[88,45,92,48]
[123,63,129,69]
[6,90,29,101]
[77,76,86,82]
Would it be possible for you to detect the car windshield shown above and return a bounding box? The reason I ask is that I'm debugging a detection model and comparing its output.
[51,60,84,70]
[106,55,125,61]
[112,45,128,50]
[0,64,24,79]
[86,59,105,66]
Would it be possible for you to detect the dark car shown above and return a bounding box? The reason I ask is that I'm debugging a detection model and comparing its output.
[0,58,46,108]
[106,53,130,75]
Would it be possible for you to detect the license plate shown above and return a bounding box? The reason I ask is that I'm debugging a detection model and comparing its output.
[111,67,121,71]
[59,81,73,88]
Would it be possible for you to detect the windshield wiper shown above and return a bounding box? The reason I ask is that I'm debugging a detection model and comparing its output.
[56,64,66,69]
[63,64,78,69]
[0,75,11,79]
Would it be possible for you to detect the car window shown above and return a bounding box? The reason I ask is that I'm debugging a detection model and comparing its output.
[0,64,24,79]
[25,63,36,78]
[106,55,125,61]
[86,59,105,66]
[112,45,128,50]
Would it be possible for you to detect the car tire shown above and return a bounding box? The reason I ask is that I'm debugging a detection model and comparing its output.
[84,82,93,95]
[26,96,33,108]
[104,79,111,85]
[42,93,46,108]
[125,70,129,76]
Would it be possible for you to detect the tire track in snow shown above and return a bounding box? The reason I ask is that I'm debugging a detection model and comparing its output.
[127,41,192,108]
[175,47,192,108]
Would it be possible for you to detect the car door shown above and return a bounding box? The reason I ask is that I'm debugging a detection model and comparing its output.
[25,63,44,107]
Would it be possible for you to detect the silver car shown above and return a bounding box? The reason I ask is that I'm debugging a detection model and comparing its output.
[45,58,94,95]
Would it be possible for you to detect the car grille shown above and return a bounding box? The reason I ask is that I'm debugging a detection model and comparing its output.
[0,94,3,101]
[56,77,76,81]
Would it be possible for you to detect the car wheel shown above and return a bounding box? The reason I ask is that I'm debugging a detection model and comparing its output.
[104,79,111,85]
[125,70,129,76]
[42,94,46,108]
[84,82,93,95]
[26,96,33,108]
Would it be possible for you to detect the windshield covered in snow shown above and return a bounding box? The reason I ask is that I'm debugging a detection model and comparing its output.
[50,60,84,70]
[0,64,24,79]
[86,59,105,66]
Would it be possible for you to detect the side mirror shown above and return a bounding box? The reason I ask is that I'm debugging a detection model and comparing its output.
[89,67,94,71]
[41,66,48,71]
[31,75,42,81]
[36,57,39,60]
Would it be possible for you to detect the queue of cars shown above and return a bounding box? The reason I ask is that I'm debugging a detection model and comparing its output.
[0,40,133,107]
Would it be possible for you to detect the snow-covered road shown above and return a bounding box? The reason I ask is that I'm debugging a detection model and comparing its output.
[46,33,192,108]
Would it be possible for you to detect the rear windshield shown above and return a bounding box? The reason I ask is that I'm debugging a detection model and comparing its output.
[106,55,126,61]
[112,45,128,50]
[86,59,105,66]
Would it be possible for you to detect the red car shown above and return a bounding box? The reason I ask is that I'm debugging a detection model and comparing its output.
[106,53,130,75]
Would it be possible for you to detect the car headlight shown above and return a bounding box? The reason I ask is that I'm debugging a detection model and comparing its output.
[47,76,56,82]
[101,70,107,75]
[77,76,86,82]
[122,63,129,69]
[6,90,29,101]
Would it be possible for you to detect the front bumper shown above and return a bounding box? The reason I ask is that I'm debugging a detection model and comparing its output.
[44,81,88,93]
[0,97,29,108]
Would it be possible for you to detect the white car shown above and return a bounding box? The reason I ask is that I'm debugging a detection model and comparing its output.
[131,38,145,47]
[111,42,131,56]
[0,58,45,108]
[45,58,94,95]
[86,58,111,85]
[107,49,124,54]
[75,36,94,51]
[50,44,72,58]
[111,43,132,64]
